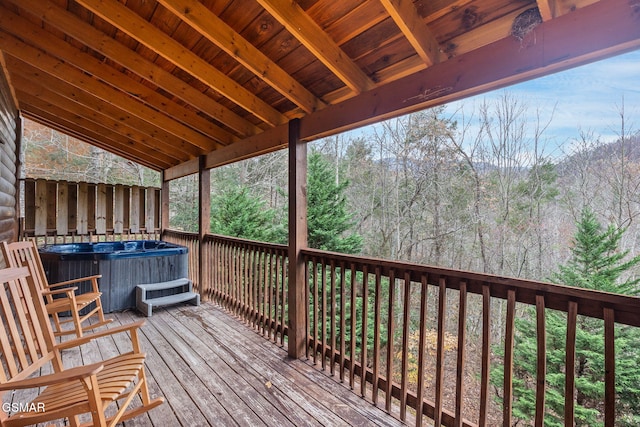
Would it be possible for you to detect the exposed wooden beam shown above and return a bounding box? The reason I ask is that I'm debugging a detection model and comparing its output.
[0,8,233,147]
[378,0,442,66]
[20,106,168,171]
[4,56,200,162]
[157,0,325,114]
[10,72,187,166]
[164,158,199,181]
[166,121,289,181]
[537,0,557,21]
[299,0,640,141]
[256,0,375,94]
[10,0,260,138]
[0,31,215,155]
[73,0,287,127]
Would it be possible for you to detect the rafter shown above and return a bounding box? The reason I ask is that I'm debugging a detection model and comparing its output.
[0,30,216,154]
[73,0,287,127]
[10,73,188,166]
[7,61,196,163]
[0,8,234,147]
[255,0,375,94]
[11,0,260,138]
[19,102,171,171]
[378,0,442,67]
[157,0,325,114]
[537,0,557,21]
[299,0,640,141]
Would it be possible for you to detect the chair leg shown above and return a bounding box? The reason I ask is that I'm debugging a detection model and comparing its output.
[50,312,64,336]
[95,298,108,323]
[70,306,84,338]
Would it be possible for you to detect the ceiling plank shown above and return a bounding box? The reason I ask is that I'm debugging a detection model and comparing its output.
[0,8,233,147]
[378,0,442,66]
[297,0,640,141]
[0,30,216,154]
[157,0,325,114]
[10,0,261,138]
[256,0,375,94]
[73,0,287,126]
[10,73,188,166]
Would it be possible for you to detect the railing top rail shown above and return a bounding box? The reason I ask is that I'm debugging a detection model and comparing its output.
[202,233,288,252]
[163,229,199,239]
[301,247,640,327]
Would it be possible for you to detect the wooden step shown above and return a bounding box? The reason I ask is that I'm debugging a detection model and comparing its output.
[136,278,199,317]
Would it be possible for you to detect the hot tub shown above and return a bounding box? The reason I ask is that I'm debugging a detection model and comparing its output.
[39,240,188,313]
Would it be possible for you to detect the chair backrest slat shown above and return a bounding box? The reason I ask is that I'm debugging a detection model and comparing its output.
[2,241,50,292]
[0,266,56,386]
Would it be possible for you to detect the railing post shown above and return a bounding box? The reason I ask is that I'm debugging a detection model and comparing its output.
[161,171,170,233]
[198,155,210,300]
[288,118,307,358]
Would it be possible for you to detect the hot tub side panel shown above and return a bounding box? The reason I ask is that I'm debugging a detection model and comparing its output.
[41,252,188,313]
[101,253,188,312]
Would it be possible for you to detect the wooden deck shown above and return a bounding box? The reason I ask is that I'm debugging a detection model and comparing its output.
[61,303,408,426]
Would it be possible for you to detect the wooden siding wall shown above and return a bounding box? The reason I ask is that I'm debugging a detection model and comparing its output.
[23,178,161,240]
[0,65,19,243]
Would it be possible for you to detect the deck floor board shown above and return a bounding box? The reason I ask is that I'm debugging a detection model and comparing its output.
[8,302,407,426]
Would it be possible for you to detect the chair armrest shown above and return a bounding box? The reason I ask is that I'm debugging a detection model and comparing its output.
[49,275,102,293]
[41,286,78,296]
[55,320,146,350]
[0,362,104,391]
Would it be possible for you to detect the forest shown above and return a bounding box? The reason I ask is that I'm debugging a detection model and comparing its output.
[164,94,640,281]
[23,92,640,425]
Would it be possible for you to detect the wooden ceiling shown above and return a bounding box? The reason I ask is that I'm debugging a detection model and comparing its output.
[0,0,639,178]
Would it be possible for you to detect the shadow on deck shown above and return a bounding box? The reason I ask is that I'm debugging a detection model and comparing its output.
[96,303,406,427]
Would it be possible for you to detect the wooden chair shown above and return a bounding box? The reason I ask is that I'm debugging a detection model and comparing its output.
[0,266,164,427]
[1,240,112,338]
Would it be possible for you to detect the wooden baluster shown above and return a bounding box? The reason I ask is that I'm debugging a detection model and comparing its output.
[385,269,396,412]
[415,274,429,427]
[565,301,577,426]
[267,249,274,337]
[349,263,357,389]
[274,252,281,343]
[604,307,615,427]
[535,294,546,427]
[321,258,327,370]
[454,282,467,427]
[400,272,412,421]
[360,265,369,397]
[330,260,337,376]
[372,266,382,405]
[305,257,311,358]
[312,257,318,365]
[339,262,347,381]
[434,277,447,427]
[479,284,491,427]
[281,251,287,346]
[503,289,516,427]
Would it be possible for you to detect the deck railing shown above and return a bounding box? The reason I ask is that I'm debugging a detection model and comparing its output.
[163,230,640,427]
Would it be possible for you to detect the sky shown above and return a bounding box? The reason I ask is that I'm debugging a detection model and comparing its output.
[444,49,640,150]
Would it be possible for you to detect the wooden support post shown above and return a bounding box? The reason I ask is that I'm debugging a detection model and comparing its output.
[199,155,210,300]
[288,118,307,359]
[161,172,169,233]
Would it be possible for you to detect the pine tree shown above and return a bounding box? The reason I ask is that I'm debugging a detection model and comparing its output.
[210,187,284,243]
[499,207,640,426]
[307,150,363,254]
